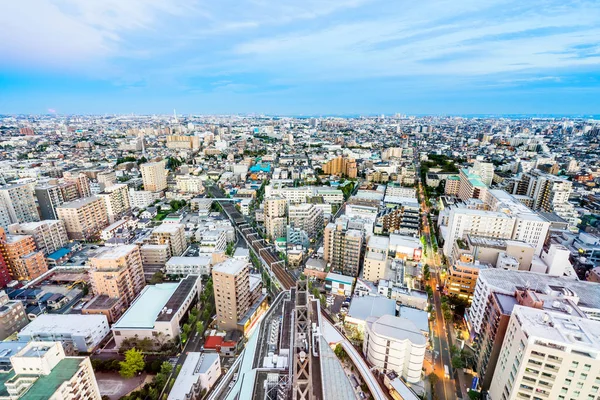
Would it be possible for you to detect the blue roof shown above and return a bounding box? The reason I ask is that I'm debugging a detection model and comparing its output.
[249,163,271,173]
[47,248,70,260]
[113,283,179,329]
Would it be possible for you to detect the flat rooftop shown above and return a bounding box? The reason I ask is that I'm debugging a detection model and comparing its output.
[18,314,107,335]
[367,314,427,345]
[347,296,396,322]
[168,352,220,400]
[93,244,137,260]
[18,358,82,400]
[57,196,100,209]
[113,283,179,329]
[212,258,248,275]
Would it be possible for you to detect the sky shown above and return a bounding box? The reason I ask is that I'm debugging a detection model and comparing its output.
[1,0,600,115]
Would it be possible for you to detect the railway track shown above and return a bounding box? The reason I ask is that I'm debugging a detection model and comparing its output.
[207,185,297,290]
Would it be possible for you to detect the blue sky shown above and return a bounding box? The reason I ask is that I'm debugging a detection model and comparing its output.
[1,0,599,115]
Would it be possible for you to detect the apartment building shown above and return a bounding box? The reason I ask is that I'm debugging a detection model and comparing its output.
[374,204,420,236]
[458,168,488,201]
[140,160,168,192]
[363,235,389,282]
[288,203,323,239]
[445,254,489,300]
[0,252,10,288]
[511,169,577,225]
[0,290,28,341]
[0,341,102,399]
[147,223,187,256]
[8,220,68,256]
[488,305,600,400]
[468,269,600,340]
[0,184,39,228]
[56,196,109,241]
[444,175,460,196]
[129,188,162,208]
[443,208,515,258]
[264,196,287,240]
[322,155,357,178]
[18,314,109,352]
[363,314,426,383]
[212,259,251,332]
[85,245,145,322]
[63,171,92,198]
[0,228,48,281]
[324,219,364,277]
[168,352,221,400]
[472,160,495,186]
[97,183,131,223]
[176,175,205,194]
[35,184,65,220]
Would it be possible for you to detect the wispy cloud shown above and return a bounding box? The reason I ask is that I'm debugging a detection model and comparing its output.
[1,0,599,114]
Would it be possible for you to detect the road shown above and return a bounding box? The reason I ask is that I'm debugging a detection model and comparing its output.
[415,154,460,400]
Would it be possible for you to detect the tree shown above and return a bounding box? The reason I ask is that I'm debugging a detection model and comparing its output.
[120,348,145,378]
[149,271,165,285]
[334,344,347,360]
[196,321,204,334]
[160,361,173,376]
[181,332,188,344]
[452,355,465,369]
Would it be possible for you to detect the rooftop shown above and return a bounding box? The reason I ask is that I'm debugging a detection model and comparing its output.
[367,314,427,345]
[479,269,600,311]
[18,314,107,335]
[56,196,100,209]
[212,258,248,276]
[167,352,220,400]
[347,296,396,322]
[19,358,82,400]
[153,223,184,234]
[93,244,137,260]
[113,283,179,329]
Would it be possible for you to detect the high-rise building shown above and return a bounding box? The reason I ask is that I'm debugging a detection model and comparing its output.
[288,203,323,239]
[97,184,131,223]
[0,228,48,281]
[140,160,168,192]
[146,223,187,257]
[363,314,426,384]
[0,341,102,399]
[0,290,28,340]
[86,245,145,321]
[0,251,10,289]
[0,184,39,228]
[323,218,364,277]
[56,196,109,241]
[8,220,68,256]
[35,184,65,220]
[512,169,577,225]
[322,156,357,178]
[472,160,495,187]
[63,171,92,198]
[363,235,389,282]
[264,196,287,241]
[488,305,600,400]
[458,168,488,201]
[212,258,251,332]
[175,175,205,194]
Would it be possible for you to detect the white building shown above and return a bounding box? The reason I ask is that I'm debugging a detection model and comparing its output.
[17,314,109,352]
[8,220,68,255]
[167,352,221,400]
[0,184,39,228]
[129,188,162,209]
[488,305,600,400]
[195,228,227,254]
[2,341,102,399]
[166,256,212,276]
[363,314,426,383]
[468,269,600,337]
[112,275,201,348]
[97,184,131,223]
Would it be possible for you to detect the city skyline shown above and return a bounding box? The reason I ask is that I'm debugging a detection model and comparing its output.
[2,0,600,114]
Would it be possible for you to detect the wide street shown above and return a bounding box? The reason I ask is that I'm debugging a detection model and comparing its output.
[416,155,464,400]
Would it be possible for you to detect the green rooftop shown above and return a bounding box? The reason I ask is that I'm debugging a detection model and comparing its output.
[20,358,81,400]
[0,370,16,397]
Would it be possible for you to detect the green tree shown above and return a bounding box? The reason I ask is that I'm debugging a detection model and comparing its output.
[334,344,347,360]
[196,321,204,334]
[149,271,165,285]
[452,355,465,369]
[183,323,191,335]
[160,361,173,376]
[181,332,188,344]
[119,348,145,378]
